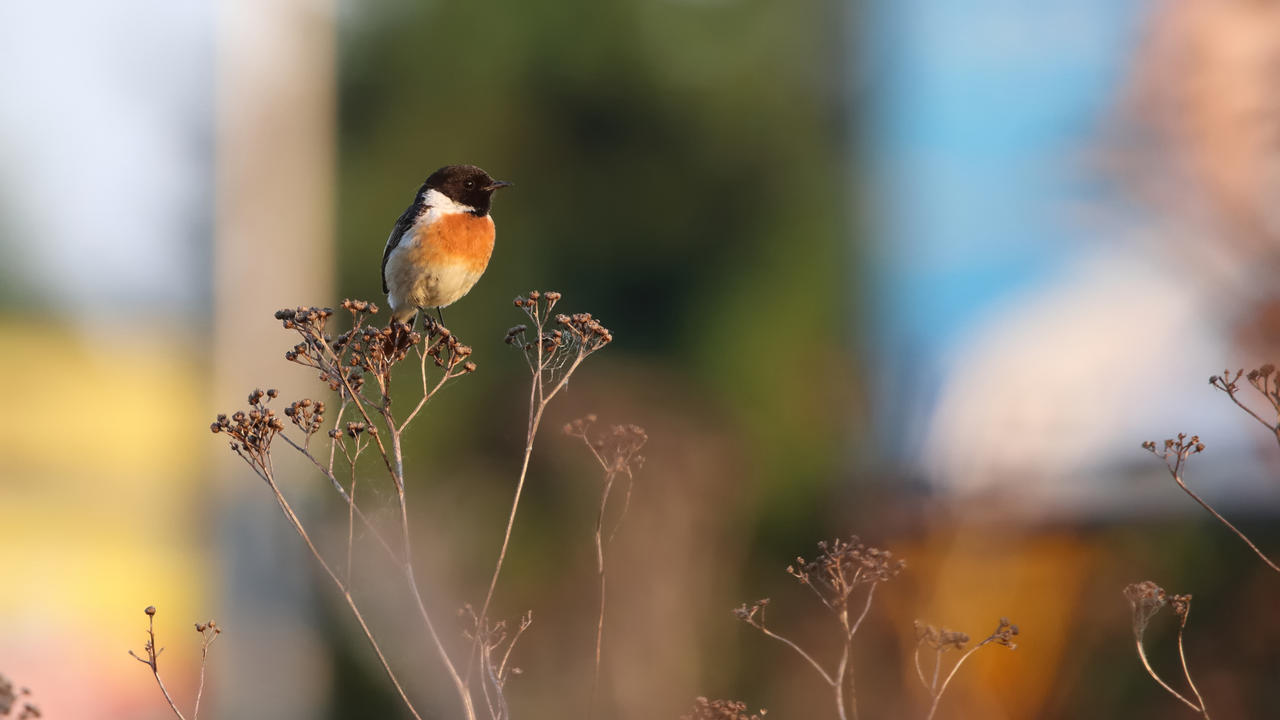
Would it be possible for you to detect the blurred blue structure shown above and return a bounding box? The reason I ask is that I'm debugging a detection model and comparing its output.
[863,0,1148,461]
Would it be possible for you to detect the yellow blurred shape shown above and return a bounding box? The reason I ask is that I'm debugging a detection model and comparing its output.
[0,317,205,618]
[891,527,1097,720]
[0,319,201,480]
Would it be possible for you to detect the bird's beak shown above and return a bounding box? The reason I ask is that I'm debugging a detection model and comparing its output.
[485,180,513,191]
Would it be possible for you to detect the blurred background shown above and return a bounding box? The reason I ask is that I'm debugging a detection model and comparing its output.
[2,0,1279,717]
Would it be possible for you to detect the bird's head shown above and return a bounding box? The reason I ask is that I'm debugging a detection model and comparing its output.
[422,164,511,217]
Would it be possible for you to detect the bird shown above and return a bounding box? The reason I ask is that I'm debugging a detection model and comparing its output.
[381,164,512,326]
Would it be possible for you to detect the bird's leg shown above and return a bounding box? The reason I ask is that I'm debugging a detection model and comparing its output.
[435,307,445,328]
[402,306,424,334]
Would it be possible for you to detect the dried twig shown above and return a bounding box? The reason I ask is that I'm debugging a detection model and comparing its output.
[913,618,1019,720]
[1210,367,1280,449]
[216,301,478,720]
[1123,581,1210,719]
[735,536,905,720]
[460,605,533,720]
[1142,433,1280,573]
[565,415,647,716]
[212,294,611,720]
[469,292,612,686]
[128,605,220,720]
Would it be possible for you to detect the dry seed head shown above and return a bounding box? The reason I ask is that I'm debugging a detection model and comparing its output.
[990,617,1019,648]
[1124,580,1167,639]
[914,620,969,651]
[1170,593,1192,626]
[681,697,768,720]
[787,535,905,605]
[732,598,770,625]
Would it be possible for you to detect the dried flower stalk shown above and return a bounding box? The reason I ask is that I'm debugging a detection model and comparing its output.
[211,294,609,720]
[127,605,220,720]
[735,536,904,720]
[1142,431,1280,573]
[468,292,612,685]
[913,618,1019,720]
[460,605,532,720]
[1123,581,1210,718]
[565,415,647,715]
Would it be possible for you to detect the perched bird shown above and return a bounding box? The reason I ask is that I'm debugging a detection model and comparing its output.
[381,164,511,325]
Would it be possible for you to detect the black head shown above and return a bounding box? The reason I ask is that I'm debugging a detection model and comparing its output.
[422,164,511,216]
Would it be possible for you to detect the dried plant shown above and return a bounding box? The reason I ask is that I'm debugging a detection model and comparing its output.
[1123,581,1210,718]
[912,618,1019,720]
[565,415,647,715]
[734,536,905,720]
[127,605,221,720]
[1211,366,1280,450]
[680,697,768,720]
[0,673,39,719]
[459,605,533,720]
[471,292,612,676]
[207,293,609,720]
[1142,429,1279,573]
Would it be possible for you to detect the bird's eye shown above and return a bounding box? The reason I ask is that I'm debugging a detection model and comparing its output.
[464,180,475,189]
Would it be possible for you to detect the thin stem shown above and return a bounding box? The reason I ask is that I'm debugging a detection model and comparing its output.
[799,577,838,613]
[606,469,635,547]
[401,351,459,429]
[326,398,349,475]
[280,435,399,562]
[1169,467,1280,573]
[497,615,531,680]
[1177,625,1211,719]
[384,416,477,720]
[913,646,929,693]
[473,319,591,675]
[255,463,425,720]
[490,658,511,720]
[838,582,876,720]
[926,644,983,720]
[750,623,836,686]
[128,613,187,720]
[588,469,617,719]
[144,666,185,720]
[832,636,850,720]
[848,583,877,641]
[192,630,218,720]
[468,348,543,686]
[345,448,359,585]
[478,647,498,720]
[1221,386,1276,435]
[1133,637,1202,712]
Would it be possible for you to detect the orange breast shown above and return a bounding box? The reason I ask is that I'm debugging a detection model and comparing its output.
[412,213,495,272]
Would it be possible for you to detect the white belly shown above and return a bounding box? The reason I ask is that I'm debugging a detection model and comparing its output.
[384,245,483,321]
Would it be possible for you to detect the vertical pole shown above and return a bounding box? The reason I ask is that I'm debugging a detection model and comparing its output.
[212,0,335,717]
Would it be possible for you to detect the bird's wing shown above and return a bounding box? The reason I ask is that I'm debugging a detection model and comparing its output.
[381,202,420,294]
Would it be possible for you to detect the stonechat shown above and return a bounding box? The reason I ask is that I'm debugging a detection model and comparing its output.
[381,164,511,325]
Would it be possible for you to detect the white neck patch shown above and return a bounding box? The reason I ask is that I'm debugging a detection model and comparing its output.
[421,187,475,215]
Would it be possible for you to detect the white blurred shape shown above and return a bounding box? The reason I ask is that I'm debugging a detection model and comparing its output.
[0,0,211,315]
[923,245,1272,516]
